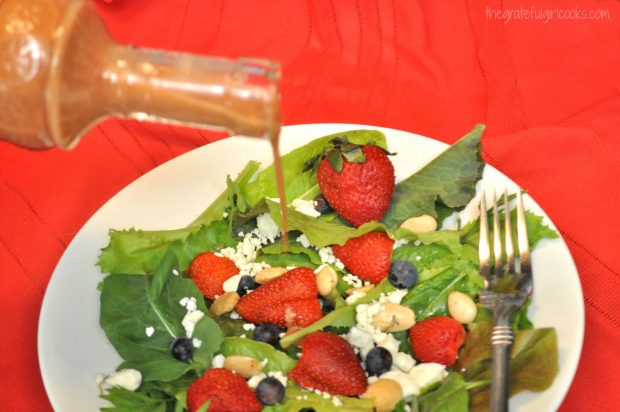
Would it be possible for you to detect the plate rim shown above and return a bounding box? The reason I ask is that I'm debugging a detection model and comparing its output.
[38,122,584,411]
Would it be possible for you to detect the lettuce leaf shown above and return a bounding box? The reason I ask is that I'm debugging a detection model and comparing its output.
[220,338,297,373]
[382,124,485,228]
[101,387,168,412]
[264,384,373,412]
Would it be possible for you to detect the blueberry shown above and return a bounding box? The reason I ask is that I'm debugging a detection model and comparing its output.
[237,275,259,297]
[388,261,419,289]
[253,323,281,347]
[170,337,193,361]
[256,377,285,405]
[314,194,333,214]
[319,296,335,314]
[365,347,392,376]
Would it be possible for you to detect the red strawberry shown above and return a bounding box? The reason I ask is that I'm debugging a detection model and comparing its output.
[317,144,395,227]
[333,232,394,284]
[190,252,239,300]
[409,316,466,366]
[235,267,322,327]
[186,368,262,412]
[289,332,367,396]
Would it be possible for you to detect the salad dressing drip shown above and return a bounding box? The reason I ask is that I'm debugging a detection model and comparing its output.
[270,130,290,251]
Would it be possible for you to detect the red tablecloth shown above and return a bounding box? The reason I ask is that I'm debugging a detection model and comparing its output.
[1,0,619,410]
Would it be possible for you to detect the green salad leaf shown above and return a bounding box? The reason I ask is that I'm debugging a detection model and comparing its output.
[220,338,297,373]
[456,322,559,411]
[416,373,470,412]
[265,384,373,412]
[101,387,168,412]
[383,124,485,228]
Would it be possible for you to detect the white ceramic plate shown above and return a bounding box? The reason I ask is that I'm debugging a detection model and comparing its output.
[38,124,584,411]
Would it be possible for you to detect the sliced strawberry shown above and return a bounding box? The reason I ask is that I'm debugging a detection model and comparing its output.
[317,144,395,227]
[289,331,367,396]
[235,267,322,327]
[186,368,262,412]
[189,252,239,300]
[333,231,394,284]
[409,316,466,366]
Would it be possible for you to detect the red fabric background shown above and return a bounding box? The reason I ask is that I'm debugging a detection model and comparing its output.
[1,0,619,410]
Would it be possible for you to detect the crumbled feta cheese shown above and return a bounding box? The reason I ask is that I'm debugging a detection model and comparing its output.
[297,234,311,248]
[346,326,375,358]
[377,334,400,355]
[267,371,288,387]
[345,290,367,305]
[332,397,343,407]
[230,311,240,320]
[379,289,407,305]
[101,369,142,392]
[182,310,204,338]
[416,256,422,261]
[223,212,229,218]
[414,240,422,246]
[260,359,269,367]
[292,198,321,217]
[212,354,226,368]
[223,274,243,293]
[393,239,410,249]
[392,352,416,373]
[343,273,364,288]
[192,338,203,348]
[318,246,336,264]
[243,323,256,331]
[172,268,180,276]
[145,326,155,337]
[240,334,247,339]
[409,363,448,390]
[247,373,267,389]
[286,265,297,270]
[380,370,419,398]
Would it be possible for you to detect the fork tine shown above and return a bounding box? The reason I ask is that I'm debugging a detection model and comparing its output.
[516,191,531,276]
[503,190,514,272]
[479,192,491,285]
[492,191,503,278]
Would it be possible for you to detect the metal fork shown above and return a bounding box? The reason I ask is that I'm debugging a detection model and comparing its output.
[478,190,533,412]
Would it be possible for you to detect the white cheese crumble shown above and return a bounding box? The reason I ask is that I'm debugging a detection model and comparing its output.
[172,268,180,276]
[268,371,288,387]
[98,369,142,391]
[212,354,226,368]
[380,363,447,397]
[182,310,204,338]
[343,273,364,288]
[256,213,281,241]
[345,290,367,305]
[145,326,155,337]
[192,338,203,348]
[291,198,321,217]
[332,397,343,407]
[392,352,416,373]
[247,373,267,389]
[230,311,240,320]
[219,229,273,277]
[393,239,410,249]
[243,323,256,331]
[297,234,311,248]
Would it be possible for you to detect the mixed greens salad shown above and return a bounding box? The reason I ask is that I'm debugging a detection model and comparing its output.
[96,126,559,411]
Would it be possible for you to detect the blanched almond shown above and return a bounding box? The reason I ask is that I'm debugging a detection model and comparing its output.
[255,267,288,284]
[372,303,416,332]
[209,292,240,316]
[345,284,375,296]
[363,379,403,412]
[400,214,437,234]
[448,291,478,324]
[223,355,263,378]
[316,265,338,296]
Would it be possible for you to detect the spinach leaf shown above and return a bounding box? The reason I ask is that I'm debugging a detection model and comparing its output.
[383,124,485,228]
[417,373,470,412]
[101,387,168,412]
[192,316,225,367]
[213,315,255,338]
[220,338,297,373]
[260,241,322,265]
[456,322,559,410]
[98,219,236,275]
[401,264,483,322]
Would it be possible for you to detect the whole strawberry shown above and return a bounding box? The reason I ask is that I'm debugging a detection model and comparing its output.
[333,231,394,284]
[317,143,395,227]
[186,368,262,412]
[235,267,322,327]
[409,316,466,366]
[289,331,367,396]
[190,252,239,300]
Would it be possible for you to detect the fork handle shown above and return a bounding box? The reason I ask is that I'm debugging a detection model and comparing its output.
[490,325,514,412]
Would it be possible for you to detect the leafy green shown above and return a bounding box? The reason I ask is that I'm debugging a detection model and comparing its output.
[456,322,559,411]
[383,124,485,228]
[100,252,222,382]
[98,219,236,275]
[266,199,389,247]
[220,338,297,373]
[401,264,484,322]
[213,315,255,338]
[417,373,470,412]
[260,241,322,265]
[280,279,396,347]
[272,384,373,412]
[101,387,168,412]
